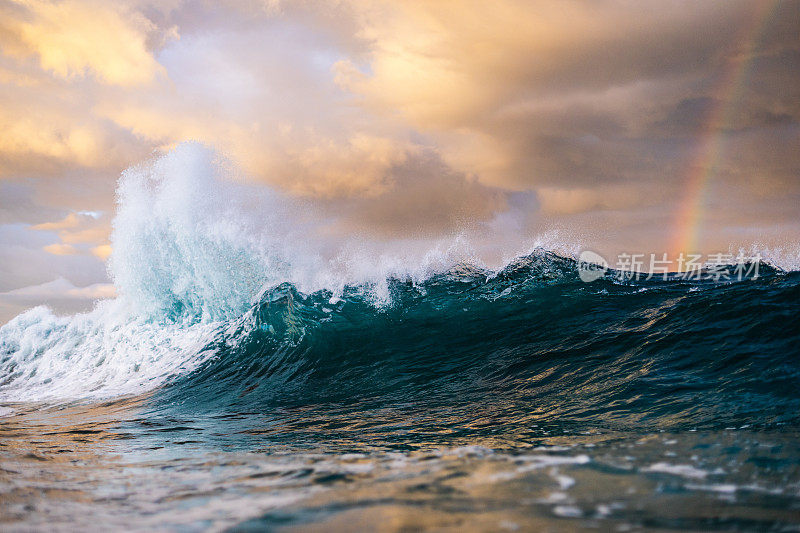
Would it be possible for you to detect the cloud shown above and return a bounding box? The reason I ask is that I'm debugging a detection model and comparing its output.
[91,244,112,260]
[0,86,148,178]
[0,276,115,324]
[0,181,65,224]
[43,243,79,255]
[24,211,113,268]
[327,150,507,237]
[2,0,165,85]
[537,187,630,216]
[32,210,109,244]
[0,276,115,301]
[0,108,102,174]
[0,223,108,293]
[327,0,800,199]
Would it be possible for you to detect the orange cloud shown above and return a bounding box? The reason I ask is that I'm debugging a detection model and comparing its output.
[0,111,105,173]
[33,211,110,247]
[7,0,165,86]
[91,244,112,261]
[43,243,78,255]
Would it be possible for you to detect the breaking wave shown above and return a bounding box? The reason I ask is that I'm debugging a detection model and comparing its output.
[1,142,799,433]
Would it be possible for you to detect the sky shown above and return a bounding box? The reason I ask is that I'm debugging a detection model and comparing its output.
[0,0,799,323]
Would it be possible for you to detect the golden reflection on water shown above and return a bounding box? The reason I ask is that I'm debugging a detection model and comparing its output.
[0,396,146,525]
[240,401,576,452]
[1,397,798,532]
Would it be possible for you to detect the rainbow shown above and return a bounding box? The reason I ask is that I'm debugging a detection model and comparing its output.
[669,0,779,260]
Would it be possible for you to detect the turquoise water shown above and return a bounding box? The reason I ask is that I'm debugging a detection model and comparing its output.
[2,253,799,531]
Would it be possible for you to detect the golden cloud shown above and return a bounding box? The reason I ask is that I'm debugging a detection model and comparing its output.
[0,111,104,174]
[43,243,78,255]
[33,211,110,248]
[90,244,112,260]
[7,0,164,85]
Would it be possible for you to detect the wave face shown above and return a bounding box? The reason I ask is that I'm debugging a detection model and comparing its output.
[157,254,799,433]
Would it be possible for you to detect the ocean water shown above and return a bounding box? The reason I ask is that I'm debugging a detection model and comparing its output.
[2,145,799,531]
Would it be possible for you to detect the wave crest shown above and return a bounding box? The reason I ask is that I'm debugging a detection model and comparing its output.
[1,143,798,406]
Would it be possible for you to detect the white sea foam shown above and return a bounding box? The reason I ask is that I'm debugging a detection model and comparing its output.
[110,143,566,319]
[738,243,800,272]
[0,303,219,402]
[552,505,583,518]
[0,143,561,402]
[643,462,708,479]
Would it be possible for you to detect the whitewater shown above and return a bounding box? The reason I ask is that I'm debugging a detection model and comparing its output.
[1,143,800,531]
[1,143,577,403]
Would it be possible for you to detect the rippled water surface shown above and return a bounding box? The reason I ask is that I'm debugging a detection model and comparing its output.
[2,400,799,531]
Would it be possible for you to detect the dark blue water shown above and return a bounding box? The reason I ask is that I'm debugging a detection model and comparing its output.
[2,252,799,531]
